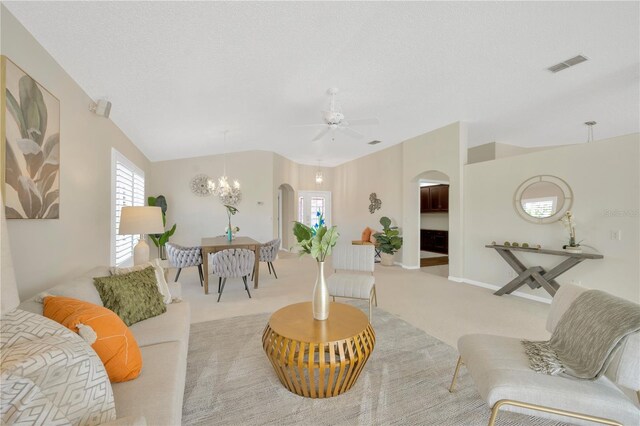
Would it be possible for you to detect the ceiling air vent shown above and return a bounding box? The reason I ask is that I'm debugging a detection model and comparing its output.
[547,55,588,73]
[368,140,382,145]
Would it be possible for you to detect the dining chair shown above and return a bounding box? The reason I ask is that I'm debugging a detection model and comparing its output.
[165,242,204,286]
[210,249,255,302]
[327,244,377,321]
[253,239,280,279]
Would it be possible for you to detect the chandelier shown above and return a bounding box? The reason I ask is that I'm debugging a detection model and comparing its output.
[208,131,242,206]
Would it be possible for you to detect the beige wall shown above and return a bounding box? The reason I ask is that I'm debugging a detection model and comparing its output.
[464,134,640,302]
[1,6,151,300]
[332,144,404,242]
[147,151,274,248]
[402,122,466,274]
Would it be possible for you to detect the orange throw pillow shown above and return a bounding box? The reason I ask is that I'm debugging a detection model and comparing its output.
[361,227,372,242]
[43,296,143,382]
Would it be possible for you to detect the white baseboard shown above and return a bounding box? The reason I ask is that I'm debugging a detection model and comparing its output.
[449,276,552,304]
[395,262,420,270]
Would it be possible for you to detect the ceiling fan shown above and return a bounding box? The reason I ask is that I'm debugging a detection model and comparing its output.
[299,88,379,142]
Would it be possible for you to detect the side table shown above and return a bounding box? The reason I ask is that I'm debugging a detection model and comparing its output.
[262,302,375,398]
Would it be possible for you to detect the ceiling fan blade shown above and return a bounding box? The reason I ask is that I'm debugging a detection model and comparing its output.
[344,118,379,126]
[312,127,331,142]
[340,127,364,139]
[290,123,326,128]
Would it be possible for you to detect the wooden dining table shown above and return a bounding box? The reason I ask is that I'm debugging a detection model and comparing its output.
[201,236,262,295]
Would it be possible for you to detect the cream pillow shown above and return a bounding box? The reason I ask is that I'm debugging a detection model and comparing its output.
[1,309,116,424]
[110,258,172,304]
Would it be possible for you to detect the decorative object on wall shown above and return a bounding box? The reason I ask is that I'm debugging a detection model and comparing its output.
[147,195,177,259]
[224,204,239,241]
[368,193,382,214]
[514,175,573,224]
[190,174,213,196]
[373,216,402,266]
[2,56,60,219]
[560,211,582,253]
[292,212,339,320]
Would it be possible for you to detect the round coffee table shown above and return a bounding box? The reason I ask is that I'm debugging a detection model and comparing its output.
[262,302,375,398]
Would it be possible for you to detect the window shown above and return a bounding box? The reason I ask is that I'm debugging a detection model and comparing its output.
[310,197,325,228]
[522,196,557,218]
[298,196,304,222]
[111,149,145,266]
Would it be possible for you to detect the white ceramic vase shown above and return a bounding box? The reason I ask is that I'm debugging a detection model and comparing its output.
[312,261,330,320]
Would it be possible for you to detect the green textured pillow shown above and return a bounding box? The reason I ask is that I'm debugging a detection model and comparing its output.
[93,267,166,326]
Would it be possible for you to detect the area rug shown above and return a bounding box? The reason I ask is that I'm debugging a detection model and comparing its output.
[182,303,565,425]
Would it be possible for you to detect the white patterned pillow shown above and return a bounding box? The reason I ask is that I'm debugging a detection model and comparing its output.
[1,309,116,425]
[110,259,172,304]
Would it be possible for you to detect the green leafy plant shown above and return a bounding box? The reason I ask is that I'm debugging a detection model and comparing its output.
[374,216,403,255]
[292,212,339,262]
[148,195,177,256]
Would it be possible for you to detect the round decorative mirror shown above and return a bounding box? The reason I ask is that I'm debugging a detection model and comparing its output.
[514,175,573,224]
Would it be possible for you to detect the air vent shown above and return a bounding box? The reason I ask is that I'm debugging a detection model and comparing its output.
[547,55,588,73]
[368,140,382,145]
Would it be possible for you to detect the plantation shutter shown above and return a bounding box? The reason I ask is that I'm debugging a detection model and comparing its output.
[114,155,145,265]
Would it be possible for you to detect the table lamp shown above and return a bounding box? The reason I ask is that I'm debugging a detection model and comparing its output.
[118,206,164,265]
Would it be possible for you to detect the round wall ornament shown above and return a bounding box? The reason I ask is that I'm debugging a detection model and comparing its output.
[190,174,213,196]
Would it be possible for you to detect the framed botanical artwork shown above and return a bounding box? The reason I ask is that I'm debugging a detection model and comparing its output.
[1,56,60,219]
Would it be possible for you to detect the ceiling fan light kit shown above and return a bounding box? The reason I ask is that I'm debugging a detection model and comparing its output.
[303,88,379,142]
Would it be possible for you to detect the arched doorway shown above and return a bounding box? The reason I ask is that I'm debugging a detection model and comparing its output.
[277,184,295,250]
[415,170,450,277]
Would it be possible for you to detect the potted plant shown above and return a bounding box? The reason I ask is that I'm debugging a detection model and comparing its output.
[374,216,403,266]
[293,212,339,320]
[224,205,239,241]
[560,211,582,253]
[148,195,177,259]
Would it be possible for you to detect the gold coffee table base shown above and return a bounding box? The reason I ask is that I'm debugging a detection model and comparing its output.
[262,302,375,398]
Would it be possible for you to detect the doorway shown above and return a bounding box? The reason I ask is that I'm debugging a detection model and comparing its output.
[298,191,332,228]
[417,171,450,277]
[277,184,295,250]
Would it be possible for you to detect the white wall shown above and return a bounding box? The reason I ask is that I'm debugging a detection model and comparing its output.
[420,213,449,231]
[464,134,640,302]
[332,145,404,242]
[1,6,151,300]
[147,151,274,248]
[402,122,466,274]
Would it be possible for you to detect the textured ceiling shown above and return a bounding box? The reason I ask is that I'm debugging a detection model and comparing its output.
[4,1,639,165]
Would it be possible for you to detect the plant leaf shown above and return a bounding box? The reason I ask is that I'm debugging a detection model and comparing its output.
[147,196,157,206]
[149,235,160,247]
[19,75,47,146]
[166,223,177,237]
[292,221,313,243]
[42,133,59,165]
[154,195,168,215]
[16,138,40,155]
[17,175,42,218]
[5,206,23,219]
[380,216,391,229]
[6,89,27,138]
[4,140,22,192]
[43,203,59,219]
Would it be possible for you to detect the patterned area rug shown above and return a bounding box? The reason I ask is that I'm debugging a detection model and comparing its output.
[182,302,564,425]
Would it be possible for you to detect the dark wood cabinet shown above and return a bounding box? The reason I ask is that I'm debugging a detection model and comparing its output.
[420,184,449,213]
[420,229,448,254]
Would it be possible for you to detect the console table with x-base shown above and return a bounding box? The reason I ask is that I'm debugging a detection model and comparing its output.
[486,244,604,297]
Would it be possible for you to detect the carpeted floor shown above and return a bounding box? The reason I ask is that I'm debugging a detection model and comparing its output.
[182,302,565,426]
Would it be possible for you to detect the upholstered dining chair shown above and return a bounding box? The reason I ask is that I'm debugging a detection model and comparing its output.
[327,244,377,321]
[254,239,280,279]
[165,242,204,286]
[210,249,255,302]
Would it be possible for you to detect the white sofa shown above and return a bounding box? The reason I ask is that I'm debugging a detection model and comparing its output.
[13,268,190,425]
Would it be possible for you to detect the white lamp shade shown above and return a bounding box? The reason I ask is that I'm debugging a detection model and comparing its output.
[118,206,164,235]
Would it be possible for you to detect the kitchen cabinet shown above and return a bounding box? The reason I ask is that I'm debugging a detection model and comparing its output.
[420,184,449,213]
[420,229,448,254]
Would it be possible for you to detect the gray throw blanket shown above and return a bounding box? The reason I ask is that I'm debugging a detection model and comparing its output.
[523,289,640,379]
